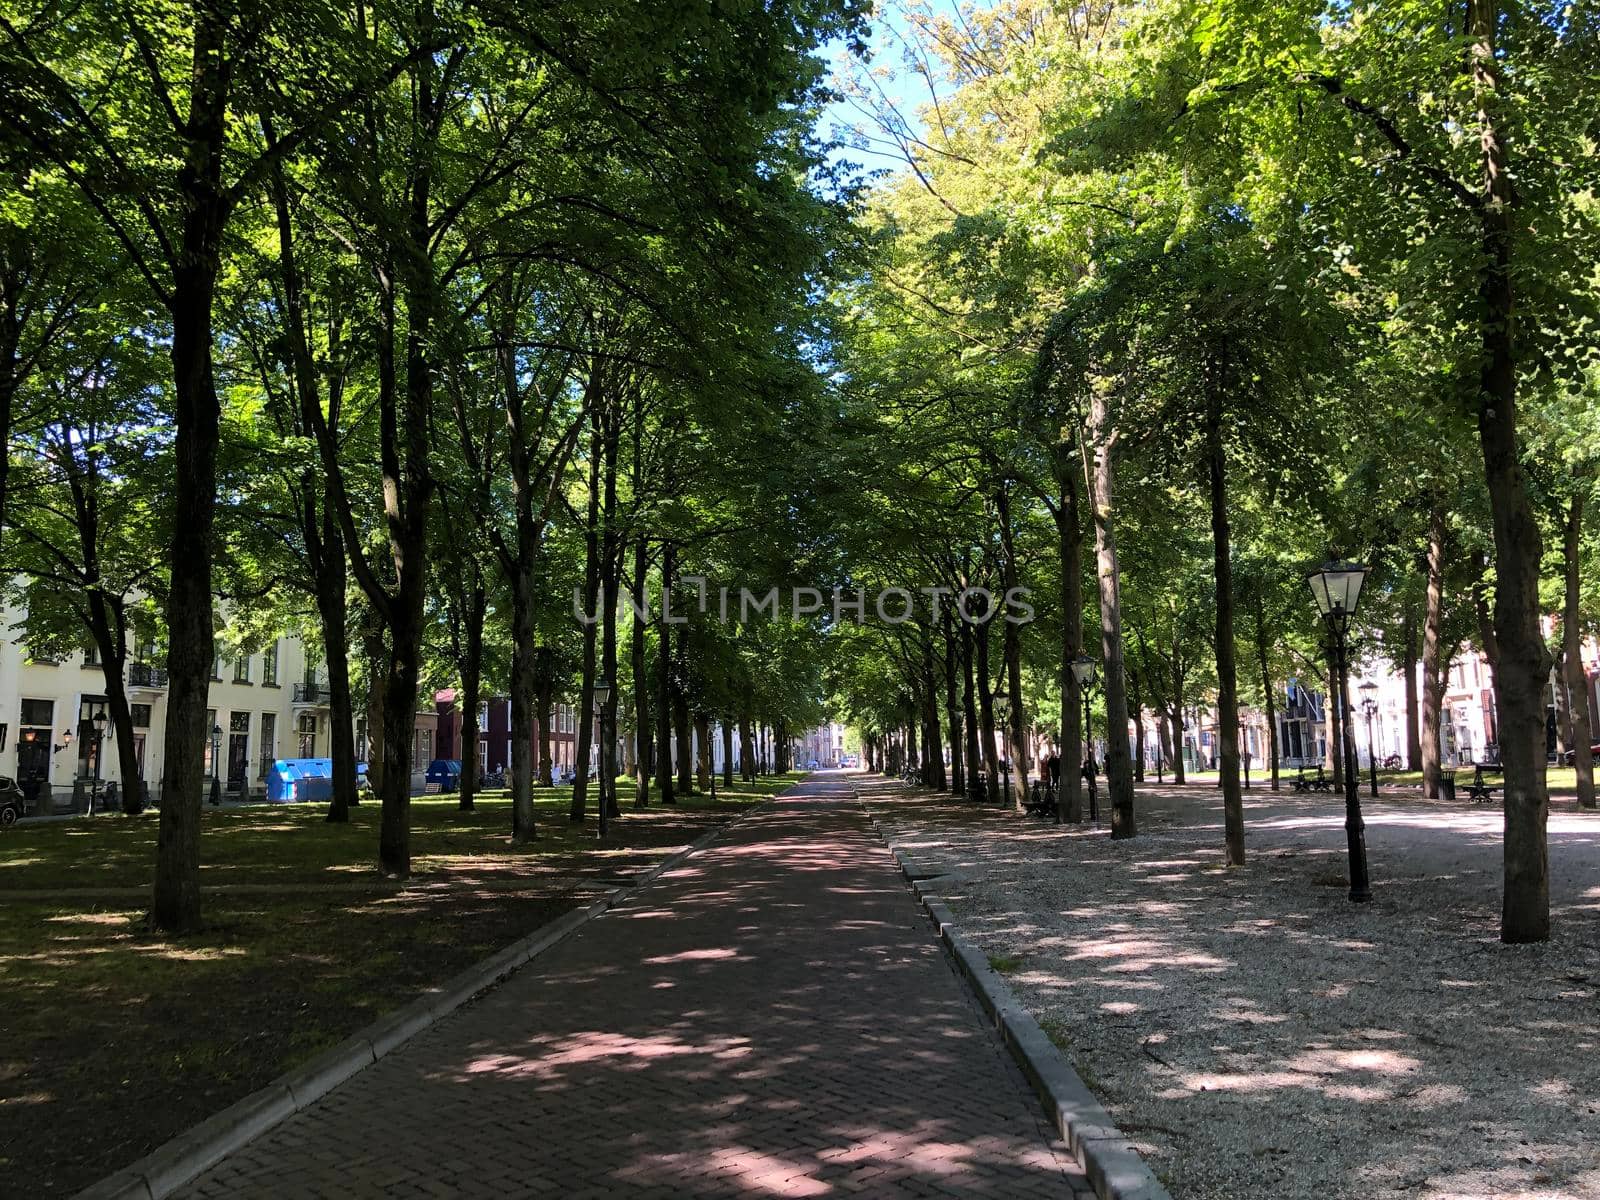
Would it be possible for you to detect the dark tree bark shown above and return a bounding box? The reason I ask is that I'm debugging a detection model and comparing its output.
[997,485,1028,810]
[1466,0,1550,942]
[657,543,677,803]
[695,713,712,791]
[534,647,555,787]
[151,5,231,931]
[631,538,652,807]
[960,612,982,802]
[571,425,601,823]
[921,627,946,790]
[1087,391,1136,837]
[1401,604,1423,771]
[721,719,733,787]
[1563,490,1595,808]
[1252,596,1280,791]
[975,616,1001,804]
[1205,352,1244,865]
[453,579,486,813]
[941,610,963,796]
[1421,503,1449,797]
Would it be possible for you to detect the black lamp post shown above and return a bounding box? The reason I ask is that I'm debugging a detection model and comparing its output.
[90,710,108,814]
[210,723,222,806]
[1359,680,1380,799]
[1307,561,1372,903]
[592,678,611,835]
[992,688,1011,807]
[1071,654,1097,824]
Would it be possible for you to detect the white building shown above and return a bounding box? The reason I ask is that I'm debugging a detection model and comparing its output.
[1,610,351,813]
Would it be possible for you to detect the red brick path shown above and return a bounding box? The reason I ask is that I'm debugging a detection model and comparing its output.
[180,774,1091,1198]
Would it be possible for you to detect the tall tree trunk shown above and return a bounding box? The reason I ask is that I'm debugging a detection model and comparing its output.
[921,628,946,790]
[739,696,754,781]
[362,621,386,798]
[1422,503,1449,796]
[1087,392,1136,838]
[1469,0,1550,943]
[1206,360,1244,865]
[976,617,1001,803]
[600,413,621,824]
[1402,604,1423,770]
[942,611,963,796]
[695,713,712,791]
[674,688,693,796]
[86,597,142,810]
[535,647,555,787]
[657,543,677,804]
[509,572,539,837]
[571,428,600,823]
[151,7,229,932]
[1055,449,1085,824]
[997,486,1028,810]
[960,614,982,802]
[456,581,485,813]
[1563,490,1595,808]
[1253,596,1280,791]
[632,537,651,807]
[721,719,733,787]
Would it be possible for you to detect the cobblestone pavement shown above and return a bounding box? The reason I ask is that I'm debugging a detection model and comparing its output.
[177,773,1090,1199]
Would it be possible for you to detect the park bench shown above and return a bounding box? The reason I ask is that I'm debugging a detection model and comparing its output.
[967,770,988,803]
[1465,763,1501,803]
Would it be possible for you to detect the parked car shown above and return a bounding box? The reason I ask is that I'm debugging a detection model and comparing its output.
[1563,742,1600,766]
[0,776,23,826]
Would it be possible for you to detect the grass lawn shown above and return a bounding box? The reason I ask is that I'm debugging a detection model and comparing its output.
[0,773,804,1198]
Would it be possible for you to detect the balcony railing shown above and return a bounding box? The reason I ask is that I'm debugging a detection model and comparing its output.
[128,662,169,689]
[293,682,331,705]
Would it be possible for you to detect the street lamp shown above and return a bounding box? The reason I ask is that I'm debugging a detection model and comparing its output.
[592,678,611,835]
[992,687,1011,807]
[210,723,222,807]
[1359,680,1380,799]
[1307,560,1371,903]
[90,710,108,815]
[1071,655,1097,824]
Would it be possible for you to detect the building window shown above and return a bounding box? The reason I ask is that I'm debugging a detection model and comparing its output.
[131,704,152,729]
[262,641,278,686]
[83,642,100,667]
[478,740,487,773]
[20,698,54,727]
[297,712,317,758]
[478,701,489,729]
[212,644,223,680]
[260,712,276,777]
[413,729,433,770]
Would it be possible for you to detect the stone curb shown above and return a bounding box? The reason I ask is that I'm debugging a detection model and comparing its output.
[864,800,1173,1200]
[72,803,768,1200]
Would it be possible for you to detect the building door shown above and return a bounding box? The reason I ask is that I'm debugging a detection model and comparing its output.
[228,712,250,790]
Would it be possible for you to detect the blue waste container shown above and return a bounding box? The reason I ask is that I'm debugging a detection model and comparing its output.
[425,759,461,792]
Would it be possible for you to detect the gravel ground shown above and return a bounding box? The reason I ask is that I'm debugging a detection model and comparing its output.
[860,777,1600,1200]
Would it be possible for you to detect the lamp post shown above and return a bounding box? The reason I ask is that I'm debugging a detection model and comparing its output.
[90,710,108,815]
[1359,680,1380,799]
[992,688,1011,807]
[210,723,222,806]
[592,678,611,836]
[1070,654,1097,824]
[1307,561,1372,903]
